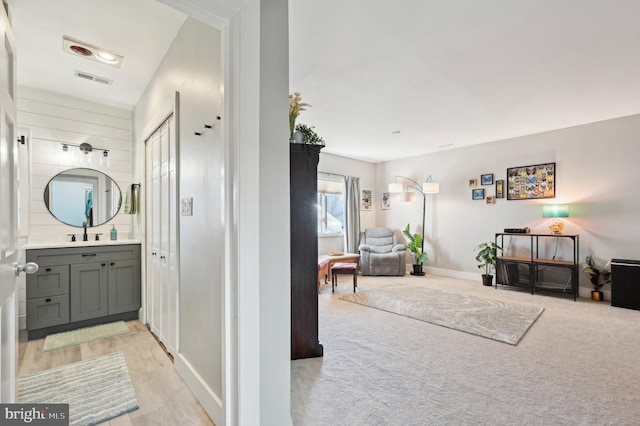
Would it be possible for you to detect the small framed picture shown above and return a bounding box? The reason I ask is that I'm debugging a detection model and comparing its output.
[472,188,485,200]
[481,174,494,185]
[495,179,504,199]
[486,196,496,204]
[382,192,391,210]
[361,189,372,210]
[468,178,478,187]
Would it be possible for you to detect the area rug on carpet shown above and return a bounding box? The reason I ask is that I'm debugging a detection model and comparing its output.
[340,285,544,345]
[43,321,131,352]
[18,352,139,425]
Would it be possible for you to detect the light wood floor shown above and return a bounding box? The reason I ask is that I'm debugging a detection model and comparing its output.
[18,320,214,426]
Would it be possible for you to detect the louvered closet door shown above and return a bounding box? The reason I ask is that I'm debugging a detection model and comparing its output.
[145,114,177,355]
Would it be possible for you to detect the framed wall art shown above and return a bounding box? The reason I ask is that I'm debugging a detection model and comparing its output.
[481,174,494,185]
[495,179,504,199]
[472,188,485,200]
[506,162,555,200]
[468,178,478,187]
[382,192,391,210]
[361,189,372,210]
[486,196,496,204]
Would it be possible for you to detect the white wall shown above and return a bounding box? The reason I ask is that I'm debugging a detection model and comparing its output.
[133,17,224,423]
[318,152,376,254]
[377,114,640,299]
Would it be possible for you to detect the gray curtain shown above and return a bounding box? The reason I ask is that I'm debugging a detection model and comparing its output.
[344,176,361,254]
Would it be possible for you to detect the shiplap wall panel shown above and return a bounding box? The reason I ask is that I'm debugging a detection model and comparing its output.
[28,127,133,152]
[18,99,132,131]
[18,86,134,244]
[19,86,132,119]
[19,112,131,141]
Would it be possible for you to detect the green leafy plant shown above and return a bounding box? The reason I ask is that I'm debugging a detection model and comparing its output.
[583,256,611,291]
[295,123,325,145]
[403,224,427,265]
[473,242,503,275]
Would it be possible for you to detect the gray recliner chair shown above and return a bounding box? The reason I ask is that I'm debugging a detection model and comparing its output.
[358,228,406,276]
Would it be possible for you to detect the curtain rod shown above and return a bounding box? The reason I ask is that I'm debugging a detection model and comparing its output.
[318,171,346,178]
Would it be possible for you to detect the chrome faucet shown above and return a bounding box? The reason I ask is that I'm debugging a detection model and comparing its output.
[83,221,88,241]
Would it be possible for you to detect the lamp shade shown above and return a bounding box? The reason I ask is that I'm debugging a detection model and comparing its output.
[423,182,440,193]
[542,204,569,218]
[388,182,404,193]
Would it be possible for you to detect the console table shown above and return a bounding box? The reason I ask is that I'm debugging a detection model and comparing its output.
[495,232,579,301]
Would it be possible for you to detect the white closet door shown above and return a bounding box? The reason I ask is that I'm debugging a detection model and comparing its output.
[144,114,178,355]
[167,115,177,354]
[144,139,153,331]
[159,120,170,348]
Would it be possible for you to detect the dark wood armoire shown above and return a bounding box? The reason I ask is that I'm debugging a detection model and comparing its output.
[290,143,324,360]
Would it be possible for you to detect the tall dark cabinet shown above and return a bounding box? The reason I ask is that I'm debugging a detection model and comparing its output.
[290,143,324,360]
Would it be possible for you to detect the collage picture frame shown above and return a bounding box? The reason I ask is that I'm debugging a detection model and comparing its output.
[506,162,555,200]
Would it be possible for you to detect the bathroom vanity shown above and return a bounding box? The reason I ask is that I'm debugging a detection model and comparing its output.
[26,243,141,339]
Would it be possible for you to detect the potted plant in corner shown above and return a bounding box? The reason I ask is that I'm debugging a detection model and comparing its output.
[583,255,611,301]
[403,224,427,276]
[473,241,503,286]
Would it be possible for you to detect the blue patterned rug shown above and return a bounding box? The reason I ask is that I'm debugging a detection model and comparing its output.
[18,352,139,425]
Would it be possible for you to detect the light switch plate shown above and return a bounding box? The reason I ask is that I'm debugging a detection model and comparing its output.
[181,197,193,216]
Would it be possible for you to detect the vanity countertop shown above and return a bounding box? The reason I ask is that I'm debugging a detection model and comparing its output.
[23,239,142,250]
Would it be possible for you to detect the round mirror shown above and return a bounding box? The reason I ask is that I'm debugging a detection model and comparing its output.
[44,168,122,227]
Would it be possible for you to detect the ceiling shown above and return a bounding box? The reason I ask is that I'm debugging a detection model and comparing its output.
[9,0,186,109]
[8,1,640,163]
[290,0,640,162]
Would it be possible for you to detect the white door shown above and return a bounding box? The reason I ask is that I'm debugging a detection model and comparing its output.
[0,3,19,401]
[145,114,177,355]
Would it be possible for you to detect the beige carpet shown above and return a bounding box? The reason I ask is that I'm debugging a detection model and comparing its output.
[292,274,640,425]
[340,285,543,345]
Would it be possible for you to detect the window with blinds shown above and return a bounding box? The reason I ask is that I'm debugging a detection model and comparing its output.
[317,177,345,235]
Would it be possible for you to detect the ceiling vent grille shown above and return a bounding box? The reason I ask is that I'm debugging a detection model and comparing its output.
[74,70,113,85]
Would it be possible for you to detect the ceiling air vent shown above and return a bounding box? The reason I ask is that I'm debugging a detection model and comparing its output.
[74,70,113,85]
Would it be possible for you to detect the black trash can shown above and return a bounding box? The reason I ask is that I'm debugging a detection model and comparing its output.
[611,259,640,310]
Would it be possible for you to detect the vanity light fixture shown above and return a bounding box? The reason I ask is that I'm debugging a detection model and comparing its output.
[63,36,125,68]
[61,142,109,158]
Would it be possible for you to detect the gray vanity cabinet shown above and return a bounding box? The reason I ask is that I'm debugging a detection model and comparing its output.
[108,259,141,315]
[26,265,71,330]
[70,262,109,322]
[26,244,141,339]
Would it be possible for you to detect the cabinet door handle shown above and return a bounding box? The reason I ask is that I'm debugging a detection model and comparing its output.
[110,262,115,266]
[102,263,106,266]
[152,252,157,256]
[82,253,97,257]
[160,255,166,260]
[45,298,51,303]
[46,268,51,272]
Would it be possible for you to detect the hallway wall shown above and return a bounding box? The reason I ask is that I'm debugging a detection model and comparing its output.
[133,17,224,423]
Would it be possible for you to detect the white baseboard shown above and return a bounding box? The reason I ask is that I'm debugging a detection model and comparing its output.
[423,266,481,282]
[423,267,599,301]
[175,353,223,425]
